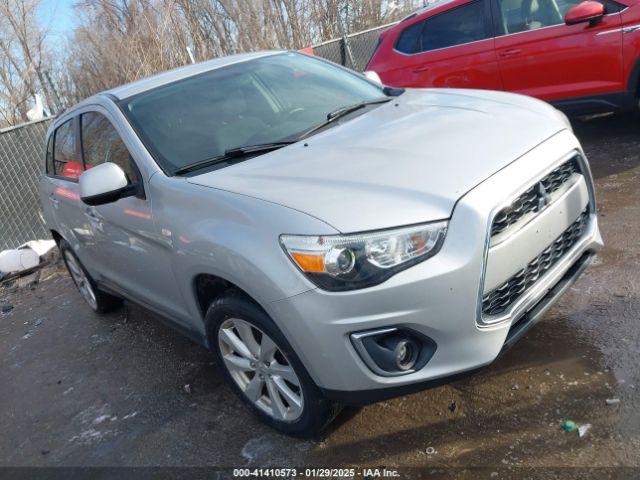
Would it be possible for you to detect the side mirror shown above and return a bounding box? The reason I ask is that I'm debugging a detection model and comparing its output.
[565,1,604,25]
[79,162,138,206]
[364,70,383,85]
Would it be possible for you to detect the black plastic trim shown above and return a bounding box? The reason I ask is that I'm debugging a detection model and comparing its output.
[551,91,636,115]
[98,280,208,348]
[80,182,142,206]
[501,251,593,351]
[352,327,437,376]
[321,367,484,405]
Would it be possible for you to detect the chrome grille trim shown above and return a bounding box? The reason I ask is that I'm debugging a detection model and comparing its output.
[476,150,597,329]
[482,208,589,316]
[491,158,581,237]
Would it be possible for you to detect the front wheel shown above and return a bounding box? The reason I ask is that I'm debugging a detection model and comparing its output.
[207,290,341,437]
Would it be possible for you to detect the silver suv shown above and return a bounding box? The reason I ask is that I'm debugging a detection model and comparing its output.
[39,51,603,436]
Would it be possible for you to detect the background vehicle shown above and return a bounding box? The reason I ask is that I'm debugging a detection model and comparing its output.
[40,51,602,436]
[366,0,640,115]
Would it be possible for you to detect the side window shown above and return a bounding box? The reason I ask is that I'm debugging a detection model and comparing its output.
[420,1,488,51]
[498,0,567,34]
[81,112,138,183]
[396,1,488,54]
[598,0,625,13]
[53,119,82,180]
[45,135,53,174]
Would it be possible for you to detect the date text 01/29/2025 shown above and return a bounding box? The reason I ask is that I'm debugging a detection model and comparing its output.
[232,467,401,477]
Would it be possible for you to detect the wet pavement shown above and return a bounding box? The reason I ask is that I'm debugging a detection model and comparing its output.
[1,114,639,477]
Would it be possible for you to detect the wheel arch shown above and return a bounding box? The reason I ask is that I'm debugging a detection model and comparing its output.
[193,273,267,342]
[50,229,63,246]
[626,54,640,96]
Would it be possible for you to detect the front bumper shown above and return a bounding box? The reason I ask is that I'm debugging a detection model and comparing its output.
[321,250,594,405]
[266,130,603,398]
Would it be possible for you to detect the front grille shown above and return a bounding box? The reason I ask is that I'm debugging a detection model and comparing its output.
[482,208,590,316]
[491,158,581,237]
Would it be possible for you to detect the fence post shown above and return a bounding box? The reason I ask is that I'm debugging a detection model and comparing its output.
[337,5,357,71]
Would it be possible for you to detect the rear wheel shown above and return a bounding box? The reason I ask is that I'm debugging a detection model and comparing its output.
[635,96,640,117]
[207,290,341,437]
[60,240,122,313]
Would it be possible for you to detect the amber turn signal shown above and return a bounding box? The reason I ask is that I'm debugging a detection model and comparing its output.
[290,252,325,273]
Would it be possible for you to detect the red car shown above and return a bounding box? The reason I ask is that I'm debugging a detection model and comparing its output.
[366,0,640,114]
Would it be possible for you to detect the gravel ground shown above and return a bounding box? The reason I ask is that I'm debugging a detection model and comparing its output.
[1,113,639,478]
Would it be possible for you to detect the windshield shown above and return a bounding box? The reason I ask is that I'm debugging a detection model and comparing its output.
[121,52,386,174]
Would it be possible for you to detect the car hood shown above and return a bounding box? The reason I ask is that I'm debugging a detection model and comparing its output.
[187,88,568,232]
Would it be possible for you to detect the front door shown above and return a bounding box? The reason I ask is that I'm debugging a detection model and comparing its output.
[493,0,625,101]
[79,109,188,323]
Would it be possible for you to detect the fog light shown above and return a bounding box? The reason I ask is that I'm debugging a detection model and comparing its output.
[394,339,418,371]
[350,327,437,377]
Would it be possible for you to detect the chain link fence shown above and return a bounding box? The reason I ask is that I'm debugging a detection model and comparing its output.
[0,118,53,251]
[312,22,396,72]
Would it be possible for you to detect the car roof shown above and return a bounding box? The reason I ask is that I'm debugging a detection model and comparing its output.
[398,0,458,22]
[51,51,284,127]
[106,50,283,100]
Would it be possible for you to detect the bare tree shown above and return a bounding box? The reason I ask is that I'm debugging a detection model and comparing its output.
[1,0,422,119]
[0,0,53,126]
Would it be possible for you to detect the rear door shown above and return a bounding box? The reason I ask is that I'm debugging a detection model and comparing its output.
[46,117,98,267]
[39,134,59,235]
[383,0,503,90]
[492,0,625,101]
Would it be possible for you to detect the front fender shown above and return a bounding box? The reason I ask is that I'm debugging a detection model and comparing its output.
[149,175,337,335]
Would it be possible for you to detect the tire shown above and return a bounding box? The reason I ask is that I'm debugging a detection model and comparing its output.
[59,240,123,314]
[207,290,341,437]
[633,97,640,119]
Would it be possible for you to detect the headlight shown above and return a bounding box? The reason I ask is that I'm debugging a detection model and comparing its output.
[280,221,448,291]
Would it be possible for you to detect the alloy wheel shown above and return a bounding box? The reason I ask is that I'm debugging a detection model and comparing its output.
[64,251,98,310]
[218,317,304,422]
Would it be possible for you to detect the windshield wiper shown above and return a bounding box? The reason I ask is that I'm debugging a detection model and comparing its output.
[174,142,294,175]
[224,141,294,157]
[297,97,392,140]
[174,97,391,175]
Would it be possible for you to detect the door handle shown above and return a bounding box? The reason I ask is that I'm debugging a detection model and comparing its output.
[84,207,99,220]
[499,49,522,58]
[412,65,430,73]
